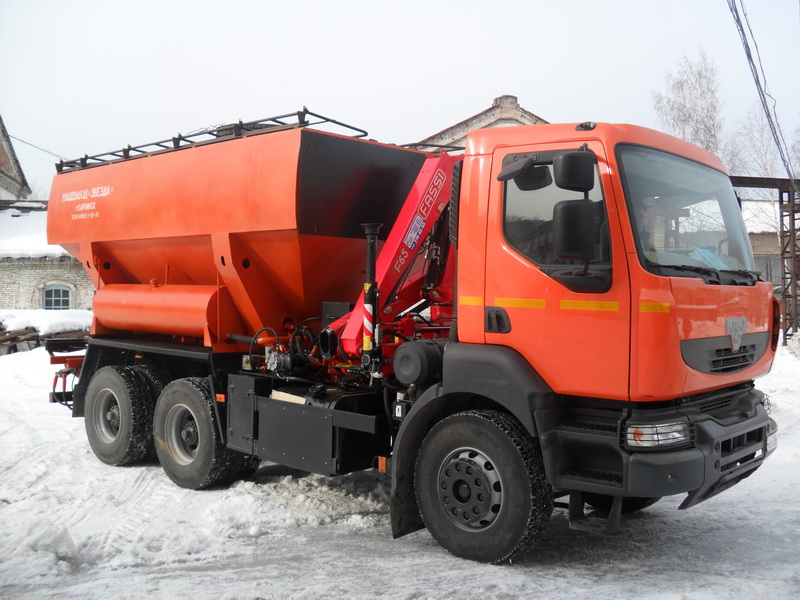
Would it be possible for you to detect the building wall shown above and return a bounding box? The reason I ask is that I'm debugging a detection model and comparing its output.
[749,231,783,290]
[0,256,94,310]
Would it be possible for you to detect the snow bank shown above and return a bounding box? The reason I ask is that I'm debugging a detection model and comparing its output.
[0,309,91,335]
[787,335,800,360]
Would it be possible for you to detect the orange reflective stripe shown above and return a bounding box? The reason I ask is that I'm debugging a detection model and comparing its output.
[640,302,671,313]
[560,300,619,312]
[459,296,484,306]
[495,298,546,309]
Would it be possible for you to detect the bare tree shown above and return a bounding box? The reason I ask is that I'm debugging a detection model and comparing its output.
[653,50,743,173]
[734,105,782,232]
[652,52,795,236]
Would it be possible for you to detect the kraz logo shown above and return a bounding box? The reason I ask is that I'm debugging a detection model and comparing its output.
[725,317,747,352]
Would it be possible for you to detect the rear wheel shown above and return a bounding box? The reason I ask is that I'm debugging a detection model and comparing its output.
[131,365,171,459]
[154,377,241,489]
[415,410,553,563]
[84,366,151,465]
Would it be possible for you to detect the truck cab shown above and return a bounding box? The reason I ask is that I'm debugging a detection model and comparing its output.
[390,122,778,555]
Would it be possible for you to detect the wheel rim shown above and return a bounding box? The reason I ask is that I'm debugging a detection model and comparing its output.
[437,447,503,531]
[93,387,122,444]
[164,403,200,466]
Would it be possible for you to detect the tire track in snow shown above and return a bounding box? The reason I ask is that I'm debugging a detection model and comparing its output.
[0,401,45,446]
[78,465,177,565]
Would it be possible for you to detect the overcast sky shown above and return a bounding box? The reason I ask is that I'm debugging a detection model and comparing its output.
[1,0,798,198]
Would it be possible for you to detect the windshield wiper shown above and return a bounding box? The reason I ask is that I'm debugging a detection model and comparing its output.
[720,269,759,279]
[719,269,760,285]
[649,262,721,283]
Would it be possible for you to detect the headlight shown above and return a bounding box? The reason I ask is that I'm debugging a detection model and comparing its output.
[625,421,691,448]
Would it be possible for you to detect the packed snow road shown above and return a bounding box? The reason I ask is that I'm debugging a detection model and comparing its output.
[1,346,799,600]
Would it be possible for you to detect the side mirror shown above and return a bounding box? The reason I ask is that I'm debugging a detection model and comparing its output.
[497,158,553,191]
[553,150,595,193]
[553,199,595,261]
[551,198,611,292]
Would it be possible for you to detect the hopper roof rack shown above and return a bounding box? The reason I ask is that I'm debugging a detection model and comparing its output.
[56,107,368,173]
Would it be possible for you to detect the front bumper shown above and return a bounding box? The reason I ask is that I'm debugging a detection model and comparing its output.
[626,406,777,506]
[543,386,777,506]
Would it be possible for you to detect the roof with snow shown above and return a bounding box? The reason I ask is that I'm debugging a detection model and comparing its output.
[0,208,67,258]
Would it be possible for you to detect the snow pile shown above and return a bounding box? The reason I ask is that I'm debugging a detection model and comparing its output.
[0,346,799,598]
[0,309,91,335]
[0,209,67,258]
[788,335,800,360]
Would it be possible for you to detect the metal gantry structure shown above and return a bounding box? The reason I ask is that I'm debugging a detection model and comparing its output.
[731,176,799,343]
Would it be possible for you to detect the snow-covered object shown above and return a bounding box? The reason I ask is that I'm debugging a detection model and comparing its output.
[0,309,91,335]
[0,209,67,258]
[0,343,798,599]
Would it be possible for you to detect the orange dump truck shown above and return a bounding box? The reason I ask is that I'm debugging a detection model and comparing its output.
[47,109,778,562]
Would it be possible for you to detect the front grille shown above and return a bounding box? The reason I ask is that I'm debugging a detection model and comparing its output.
[696,395,737,413]
[677,385,747,414]
[720,427,765,472]
[710,344,756,374]
[681,333,769,375]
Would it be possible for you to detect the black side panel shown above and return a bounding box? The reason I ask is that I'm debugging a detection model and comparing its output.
[442,343,555,436]
[227,374,270,454]
[297,130,424,239]
[256,398,335,475]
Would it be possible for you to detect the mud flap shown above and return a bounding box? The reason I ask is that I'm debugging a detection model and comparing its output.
[566,490,623,534]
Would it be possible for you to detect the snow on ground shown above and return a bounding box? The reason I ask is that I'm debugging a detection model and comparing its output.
[0,342,798,599]
[0,309,91,336]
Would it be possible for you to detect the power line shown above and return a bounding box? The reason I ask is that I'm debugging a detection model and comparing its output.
[8,134,66,160]
[727,0,799,199]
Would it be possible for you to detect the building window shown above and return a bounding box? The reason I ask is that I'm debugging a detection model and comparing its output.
[43,285,71,310]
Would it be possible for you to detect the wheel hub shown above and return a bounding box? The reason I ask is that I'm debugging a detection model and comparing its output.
[106,405,121,434]
[438,449,503,530]
[93,388,122,444]
[164,404,200,465]
[180,421,199,448]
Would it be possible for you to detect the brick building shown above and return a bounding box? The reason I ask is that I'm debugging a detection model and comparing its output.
[0,114,93,310]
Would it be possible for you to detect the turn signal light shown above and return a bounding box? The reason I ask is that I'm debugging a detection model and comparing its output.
[625,422,690,448]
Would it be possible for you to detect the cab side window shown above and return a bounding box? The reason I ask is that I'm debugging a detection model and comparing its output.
[503,160,609,268]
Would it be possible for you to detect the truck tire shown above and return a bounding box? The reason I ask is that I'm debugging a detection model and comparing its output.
[415,410,553,563]
[84,366,152,466]
[131,365,172,460]
[132,364,171,403]
[583,493,661,515]
[153,377,240,489]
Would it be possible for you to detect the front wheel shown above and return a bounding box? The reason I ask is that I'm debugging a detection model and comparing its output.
[415,410,553,563]
[154,378,242,489]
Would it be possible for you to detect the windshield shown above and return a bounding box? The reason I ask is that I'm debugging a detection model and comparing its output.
[617,145,756,284]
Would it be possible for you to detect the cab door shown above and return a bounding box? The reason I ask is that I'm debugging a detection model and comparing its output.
[483,142,631,400]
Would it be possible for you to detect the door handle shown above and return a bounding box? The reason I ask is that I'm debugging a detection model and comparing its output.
[485,307,512,333]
